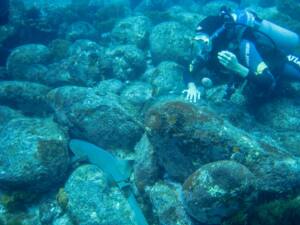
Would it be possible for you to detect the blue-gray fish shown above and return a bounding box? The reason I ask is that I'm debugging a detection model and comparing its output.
[69,139,149,225]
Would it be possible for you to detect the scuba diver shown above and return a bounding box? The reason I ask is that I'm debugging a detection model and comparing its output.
[0,0,9,26]
[183,6,300,103]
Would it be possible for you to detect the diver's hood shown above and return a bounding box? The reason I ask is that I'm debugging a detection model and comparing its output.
[196,15,225,36]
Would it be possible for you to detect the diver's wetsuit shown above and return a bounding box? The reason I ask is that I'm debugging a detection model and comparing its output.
[0,0,9,25]
[185,17,300,97]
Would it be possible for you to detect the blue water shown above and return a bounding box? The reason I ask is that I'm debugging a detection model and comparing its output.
[0,0,300,225]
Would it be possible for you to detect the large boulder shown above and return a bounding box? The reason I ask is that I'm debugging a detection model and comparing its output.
[255,98,300,131]
[65,22,98,41]
[134,134,160,191]
[112,16,152,48]
[39,192,73,225]
[64,165,137,225]
[144,99,300,196]
[103,45,146,81]
[272,131,300,157]
[47,86,143,149]
[7,44,51,82]
[168,6,204,30]
[142,61,185,96]
[0,81,52,116]
[45,40,105,87]
[183,160,256,224]
[248,149,300,194]
[0,117,69,192]
[94,79,124,95]
[135,0,173,11]
[145,99,259,181]
[148,182,194,225]
[149,22,193,64]
[0,106,23,129]
[120,82,153,111]
[200,0,239,15]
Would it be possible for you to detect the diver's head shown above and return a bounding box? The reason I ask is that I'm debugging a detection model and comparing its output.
[193,15,224,57]
[192,32,212,57]
[192,15,225,58]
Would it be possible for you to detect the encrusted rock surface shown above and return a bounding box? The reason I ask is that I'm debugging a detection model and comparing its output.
[0,117,69,192]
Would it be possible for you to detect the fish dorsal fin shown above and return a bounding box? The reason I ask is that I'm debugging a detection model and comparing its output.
[117,159,134,180]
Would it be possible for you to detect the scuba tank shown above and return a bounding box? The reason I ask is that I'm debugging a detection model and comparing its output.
[220,6,300,51]
[256,19,300,51]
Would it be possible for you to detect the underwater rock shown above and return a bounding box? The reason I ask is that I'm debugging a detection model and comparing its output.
[49,39,72,62]
[39,192,69,225]
[200,0,239,15]
[52,214,73,225]
[47,86,143,149]
[67,39,104,57]
[205,84,229,104]
[0,81,52,116]
[145,99,258,181]
[148,181,194,225]
[45,39,105,87]
[0,205,41,225]
[142,61,185,96]
[67,39,105,85]
[94,78,124,95]
[149,22,193,64]
[44,61,79,87]
[112,16,152,48]
[135,0,173,11]
[167,6,204,30]
[64,164,136,225]
[255,98,300,131]
[7,44,51,82]
[0,117,69,192]
[145,99,300,194]
[183,160,256,225]
[93,3,132,34]
[272,131,300,157]
[121,82,153,110]
[0,106,23,129]
[224,195,300,225]
[249,153,300,194]
[134,134,160,191]
[65,21,98,41]
[104,45,146,81]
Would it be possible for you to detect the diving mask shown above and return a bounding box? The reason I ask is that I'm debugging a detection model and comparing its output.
[192,33,212,58]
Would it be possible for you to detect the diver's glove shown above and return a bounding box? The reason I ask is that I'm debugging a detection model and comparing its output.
[182,82,201,103]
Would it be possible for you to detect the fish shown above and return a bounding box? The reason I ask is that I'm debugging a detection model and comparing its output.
[69,139,149,225]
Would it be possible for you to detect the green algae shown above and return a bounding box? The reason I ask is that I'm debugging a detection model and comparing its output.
[56,188,69,212]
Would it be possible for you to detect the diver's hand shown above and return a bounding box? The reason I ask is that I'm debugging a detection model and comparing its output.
[217,51,249,78]
[218,51,240,70]
[182,82,201,103]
